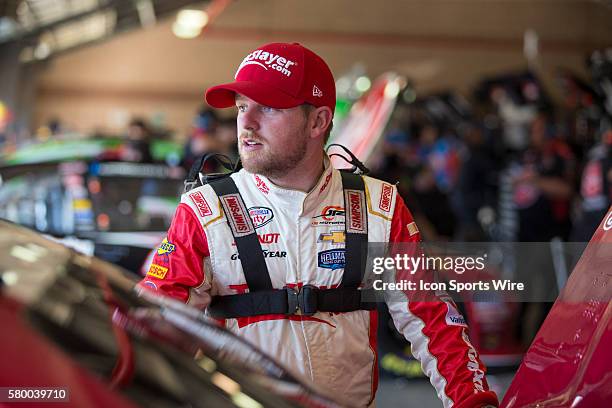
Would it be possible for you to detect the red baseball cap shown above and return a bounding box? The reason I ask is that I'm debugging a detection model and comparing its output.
[205,42,336,113]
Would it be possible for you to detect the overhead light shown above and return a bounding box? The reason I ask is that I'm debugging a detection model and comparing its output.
[34,42,51,60]
[177,9,209,27]
[173,9,208,39]
[2,271,18,286]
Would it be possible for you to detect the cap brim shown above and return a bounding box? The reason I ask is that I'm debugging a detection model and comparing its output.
[205,81,304,109]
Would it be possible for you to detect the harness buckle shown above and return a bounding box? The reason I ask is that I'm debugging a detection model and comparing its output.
[298,285,318,316]
[285,286,318,316]
[285,288,299,315]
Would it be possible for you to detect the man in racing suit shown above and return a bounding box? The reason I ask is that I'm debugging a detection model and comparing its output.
[140,42,498,408]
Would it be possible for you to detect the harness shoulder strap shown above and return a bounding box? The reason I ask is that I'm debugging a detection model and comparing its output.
[340,172,368,288]
[208,176,273,291]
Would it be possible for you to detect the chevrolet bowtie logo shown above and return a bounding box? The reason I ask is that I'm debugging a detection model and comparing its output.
[318,231,345,245]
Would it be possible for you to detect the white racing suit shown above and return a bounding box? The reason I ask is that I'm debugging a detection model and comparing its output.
[140,159,499,407]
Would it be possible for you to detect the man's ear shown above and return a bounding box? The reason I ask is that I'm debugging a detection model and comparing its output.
[310,106,333,140]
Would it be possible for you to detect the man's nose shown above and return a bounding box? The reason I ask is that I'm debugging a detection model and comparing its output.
[239,107,260,132]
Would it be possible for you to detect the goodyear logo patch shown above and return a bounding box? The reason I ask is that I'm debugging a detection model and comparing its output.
[147,264,168,280]
[157,238,175,256]
[318,249,346,270]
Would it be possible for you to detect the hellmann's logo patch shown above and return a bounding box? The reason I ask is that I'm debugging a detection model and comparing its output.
[235,50,297,78]
[318,249,346,270]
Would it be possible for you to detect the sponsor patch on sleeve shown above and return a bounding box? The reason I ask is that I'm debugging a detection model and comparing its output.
[143,280,158,290]
[156,238,175,256]
[189,191,213,217]
[407,222,419,236]
[379,183,393,212]
[445,302,468,327]
[147,264,168,280]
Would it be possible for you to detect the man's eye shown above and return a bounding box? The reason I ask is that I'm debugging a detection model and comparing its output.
[237,105,247,112]
[261,106,275,113]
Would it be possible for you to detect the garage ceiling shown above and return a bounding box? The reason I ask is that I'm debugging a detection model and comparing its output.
[0,0,206,61]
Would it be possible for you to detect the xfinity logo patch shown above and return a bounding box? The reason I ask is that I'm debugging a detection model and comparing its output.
[318,249,346,270]
[248,207,274,228]
[235,50,297,78]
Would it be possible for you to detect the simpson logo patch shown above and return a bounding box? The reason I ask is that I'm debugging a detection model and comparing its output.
[248,207,274,229]
[318,249,346,270]
[189,191,213,217]
[157,238,175,256]
[147,264,168,280]
[345,190,367,234]
[379,183,393,212]
[221,194,254,237]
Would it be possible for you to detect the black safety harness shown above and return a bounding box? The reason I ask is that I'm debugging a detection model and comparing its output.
[185,149,375,318]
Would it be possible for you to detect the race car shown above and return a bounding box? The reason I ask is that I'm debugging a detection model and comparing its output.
[0,220,343,408]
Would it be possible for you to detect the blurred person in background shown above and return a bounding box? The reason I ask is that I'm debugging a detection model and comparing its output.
[511,111,575,242]
[452,123,499,241]
[139,42,499,408]
[120,117,154,163]
[571,125,612,241]
[182,107,221,171]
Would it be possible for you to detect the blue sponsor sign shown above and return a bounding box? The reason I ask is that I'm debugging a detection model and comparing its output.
[318,249,345,270]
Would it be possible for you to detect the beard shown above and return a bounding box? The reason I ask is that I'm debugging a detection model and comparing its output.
[238,129,308,179]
